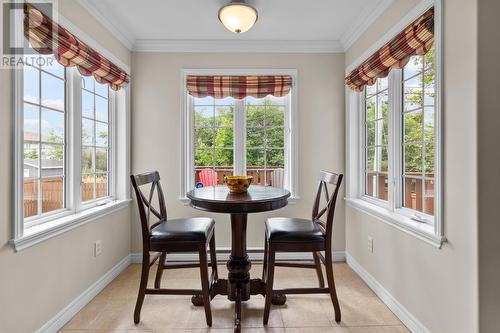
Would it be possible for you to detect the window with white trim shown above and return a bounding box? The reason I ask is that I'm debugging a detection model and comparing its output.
[23,55,67,220]
[401,48,436,217]
[192,95,291,189]
[81,76,111,202]
[362,47,437,217]
[15,53,129,239]
[181,71,298,200]
[363,77,389,201]
[349,43,441,241]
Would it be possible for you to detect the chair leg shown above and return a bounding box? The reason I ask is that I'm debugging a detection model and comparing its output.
[198,244,213,327]
[134,252,150,324]
[313,251,325,288]
[263,247,276,325]
[325,250,341,322]
[262,235,268,281]
[209,234,218,281]
[154,252,166,289]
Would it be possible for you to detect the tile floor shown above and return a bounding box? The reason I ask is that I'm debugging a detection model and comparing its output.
[60,262,409,333]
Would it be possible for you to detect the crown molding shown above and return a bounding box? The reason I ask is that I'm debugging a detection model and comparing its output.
[340,0,393,51]
[133,39,344,53]
[78,0,134,50]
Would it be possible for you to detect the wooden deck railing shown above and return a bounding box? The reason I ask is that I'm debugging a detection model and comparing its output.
[366,172,434,215]
[24,178,107,218]
[195,166,284,187]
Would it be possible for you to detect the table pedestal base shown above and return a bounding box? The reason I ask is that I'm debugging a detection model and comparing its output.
[190,212,287,332]
[191,277,287,332]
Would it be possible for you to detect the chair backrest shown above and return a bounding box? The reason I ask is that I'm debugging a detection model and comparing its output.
[130,171,167,247]
[199,168,217,187]
[311,170,343,246]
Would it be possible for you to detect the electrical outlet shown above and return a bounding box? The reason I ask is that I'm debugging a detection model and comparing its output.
[94,240,102,257]
[367,236,374,253]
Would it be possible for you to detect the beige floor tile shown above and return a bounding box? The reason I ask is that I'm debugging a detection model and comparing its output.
[61,330,152,333]
[279,296,333,327]
[285,327,339,333]
[63,296,109,329]
[332,326,388,333]
[157,328,284,333]
[180,295,284,329]
[382,325,411,333]
[61,262,404,333]
[323,325,410,333]
[324,296,401,327]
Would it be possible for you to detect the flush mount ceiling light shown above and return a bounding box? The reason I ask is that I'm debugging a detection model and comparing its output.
[218,0,258,34]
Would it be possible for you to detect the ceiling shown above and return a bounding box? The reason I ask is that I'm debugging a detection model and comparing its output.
[78,0,393,52]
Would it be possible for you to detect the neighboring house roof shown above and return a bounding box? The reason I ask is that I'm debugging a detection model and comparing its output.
[24,131,39,142]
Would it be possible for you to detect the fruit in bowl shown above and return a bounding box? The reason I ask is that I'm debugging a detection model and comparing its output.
[224,175,253,193]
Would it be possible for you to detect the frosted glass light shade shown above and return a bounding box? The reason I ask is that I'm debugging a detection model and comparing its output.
[218,2,258,34]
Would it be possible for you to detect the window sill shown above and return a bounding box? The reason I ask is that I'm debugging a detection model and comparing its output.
[11,199,131,252]
[178,196,300,205]
[345,198,446,248]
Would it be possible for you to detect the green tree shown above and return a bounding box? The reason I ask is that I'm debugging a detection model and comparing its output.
[45,130,64,160]
[404,45,435,174]
[194,97,286,168]
[24,149,38,160]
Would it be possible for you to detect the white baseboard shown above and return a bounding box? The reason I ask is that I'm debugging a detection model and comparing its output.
[346,252,430,333]
[36,255,131,333]
[130,248,346,264]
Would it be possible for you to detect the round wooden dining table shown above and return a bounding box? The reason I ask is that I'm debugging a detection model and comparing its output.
[186,185,290,332]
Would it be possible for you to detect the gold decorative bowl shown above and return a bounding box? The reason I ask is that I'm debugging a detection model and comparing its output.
[224,175,253,193]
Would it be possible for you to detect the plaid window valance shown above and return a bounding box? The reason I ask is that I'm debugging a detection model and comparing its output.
[24,3,130,91]
[345,8,434,92]
[186,75,293,99]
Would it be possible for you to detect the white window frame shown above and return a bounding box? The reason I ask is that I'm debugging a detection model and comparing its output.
[77,73,115,210]
[11,13,131,251]
[345,0,445,248]
[180,69,299,203]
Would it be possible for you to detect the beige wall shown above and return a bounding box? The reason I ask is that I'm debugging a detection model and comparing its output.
[130,52,346,252]
[477,0,500,331]
[344,1,478,332]
[0,2,132,332]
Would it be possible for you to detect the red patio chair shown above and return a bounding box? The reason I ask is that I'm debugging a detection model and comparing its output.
[199,168,217,187]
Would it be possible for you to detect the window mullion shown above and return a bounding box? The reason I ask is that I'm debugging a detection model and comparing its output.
[233,99,246,175]
[109,91,116,198]
[389,69,403,212]
[187,96,195,189]
[69,68,83,212]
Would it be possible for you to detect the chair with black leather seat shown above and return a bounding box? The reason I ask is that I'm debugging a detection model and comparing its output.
[131,171,218,327]
[262,170,343,325]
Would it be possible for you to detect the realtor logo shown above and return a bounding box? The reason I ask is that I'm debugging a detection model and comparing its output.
[1,0,56,68]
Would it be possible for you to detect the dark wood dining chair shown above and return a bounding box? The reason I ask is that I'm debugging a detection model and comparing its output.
[130,171,218,327]
[262,170,343,325]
